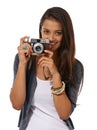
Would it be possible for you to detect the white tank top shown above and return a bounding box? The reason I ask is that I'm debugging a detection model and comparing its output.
[26,77,69,130]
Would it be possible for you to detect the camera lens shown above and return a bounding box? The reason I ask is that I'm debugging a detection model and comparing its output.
[36,46,41,51]
[33,43,44,54]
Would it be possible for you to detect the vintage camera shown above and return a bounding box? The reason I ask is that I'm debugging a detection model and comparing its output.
[24,38,50,54]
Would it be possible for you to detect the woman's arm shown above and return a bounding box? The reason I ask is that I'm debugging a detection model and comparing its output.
[52,60,84,120]
[10,36,32,110]
[10,63,27,110]
[52,73,72,120]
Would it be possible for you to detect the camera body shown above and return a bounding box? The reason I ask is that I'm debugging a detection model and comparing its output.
[25,38,50,54]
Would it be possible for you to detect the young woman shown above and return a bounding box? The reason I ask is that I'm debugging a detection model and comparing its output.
[10,7,84,130]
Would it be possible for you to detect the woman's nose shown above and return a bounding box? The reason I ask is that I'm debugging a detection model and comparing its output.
[49,33,55,41]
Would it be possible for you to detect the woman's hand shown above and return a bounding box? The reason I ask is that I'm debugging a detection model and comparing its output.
[17,36,33,65]
[38,50,59,78]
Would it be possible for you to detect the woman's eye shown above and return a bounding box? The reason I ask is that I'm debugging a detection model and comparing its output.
[56,31,62,36]
[43,30,49,34]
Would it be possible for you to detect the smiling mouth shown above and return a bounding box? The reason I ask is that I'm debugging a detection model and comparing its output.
[50,41,58,45]
[50,42,55,45]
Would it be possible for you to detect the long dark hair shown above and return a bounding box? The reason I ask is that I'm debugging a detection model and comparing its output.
[39,7,77,84]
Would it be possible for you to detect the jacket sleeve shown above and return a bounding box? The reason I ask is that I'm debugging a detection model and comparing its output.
[64,60,84,130]
[65,60,84,113]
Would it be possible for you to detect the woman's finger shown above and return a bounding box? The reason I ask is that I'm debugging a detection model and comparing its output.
[44,50,53,58]
[20,36,29,45]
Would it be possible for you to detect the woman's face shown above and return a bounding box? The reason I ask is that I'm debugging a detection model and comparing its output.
[41,18,63,51]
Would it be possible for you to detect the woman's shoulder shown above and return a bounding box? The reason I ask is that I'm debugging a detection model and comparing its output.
[73,58,84,83]
[13,53,19,66]
[14,53,19,61]
[74,58,84,71]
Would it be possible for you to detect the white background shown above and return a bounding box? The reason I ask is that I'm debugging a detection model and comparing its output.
[0,0,97,129]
